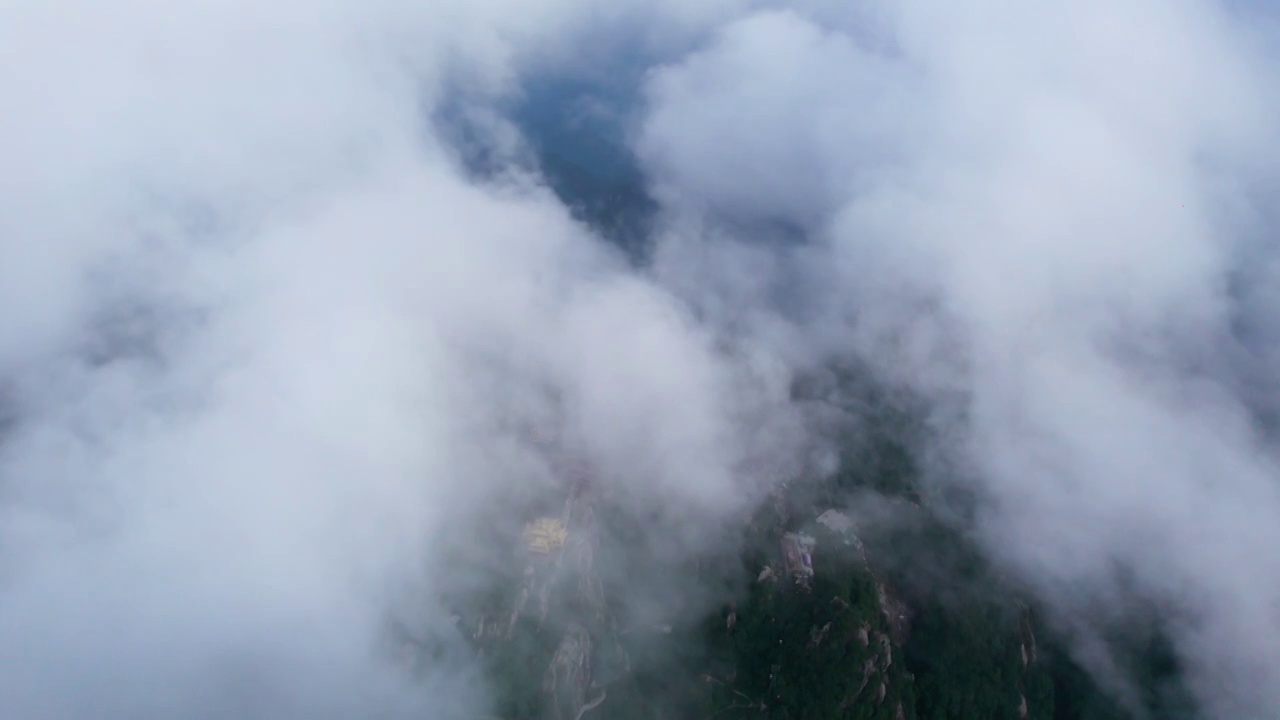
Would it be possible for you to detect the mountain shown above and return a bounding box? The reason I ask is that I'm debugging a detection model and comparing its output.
[416,366,1142,719]
[419,82,1188,720]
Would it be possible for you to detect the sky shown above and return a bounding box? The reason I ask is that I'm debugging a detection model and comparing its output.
[0,1,1278,718]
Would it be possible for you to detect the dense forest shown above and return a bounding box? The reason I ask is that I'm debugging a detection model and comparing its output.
[429,362,1184,719]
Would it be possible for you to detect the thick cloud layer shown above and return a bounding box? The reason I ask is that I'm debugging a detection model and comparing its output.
[3,0,1279,718]
[641,2,1280,717]
[0,2,783,718]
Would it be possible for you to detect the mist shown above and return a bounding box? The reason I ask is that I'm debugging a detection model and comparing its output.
[641,2,1280,717]
[2,1,1279,719]
[0,2,770,717]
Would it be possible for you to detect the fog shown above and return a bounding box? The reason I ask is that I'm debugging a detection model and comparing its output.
[0,2,768,717]
[1,1,1279,718]
[641,2,1280,717]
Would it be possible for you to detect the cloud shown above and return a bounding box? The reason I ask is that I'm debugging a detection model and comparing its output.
[639,2,1280,716]
[0,1,793,717]
[5,0,1280,717]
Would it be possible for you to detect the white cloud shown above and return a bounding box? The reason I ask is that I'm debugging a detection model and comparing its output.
[0,1,785,717]
[5,0,1280,715]
[640,2,1280,716]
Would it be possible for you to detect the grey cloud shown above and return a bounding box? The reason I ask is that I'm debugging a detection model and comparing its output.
[639,2,1280,717]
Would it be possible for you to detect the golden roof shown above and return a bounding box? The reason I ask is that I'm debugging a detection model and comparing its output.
[524,517,568,554]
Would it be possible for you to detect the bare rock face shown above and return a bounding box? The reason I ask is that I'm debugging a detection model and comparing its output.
[541,623,593,720]
[780,533,816,591]
[534,486,618,720]
[807,621,833,650]
[876,581,913,643]
[877,632,893,671]
[561,501,606,629]
[1016,604,1038,668]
